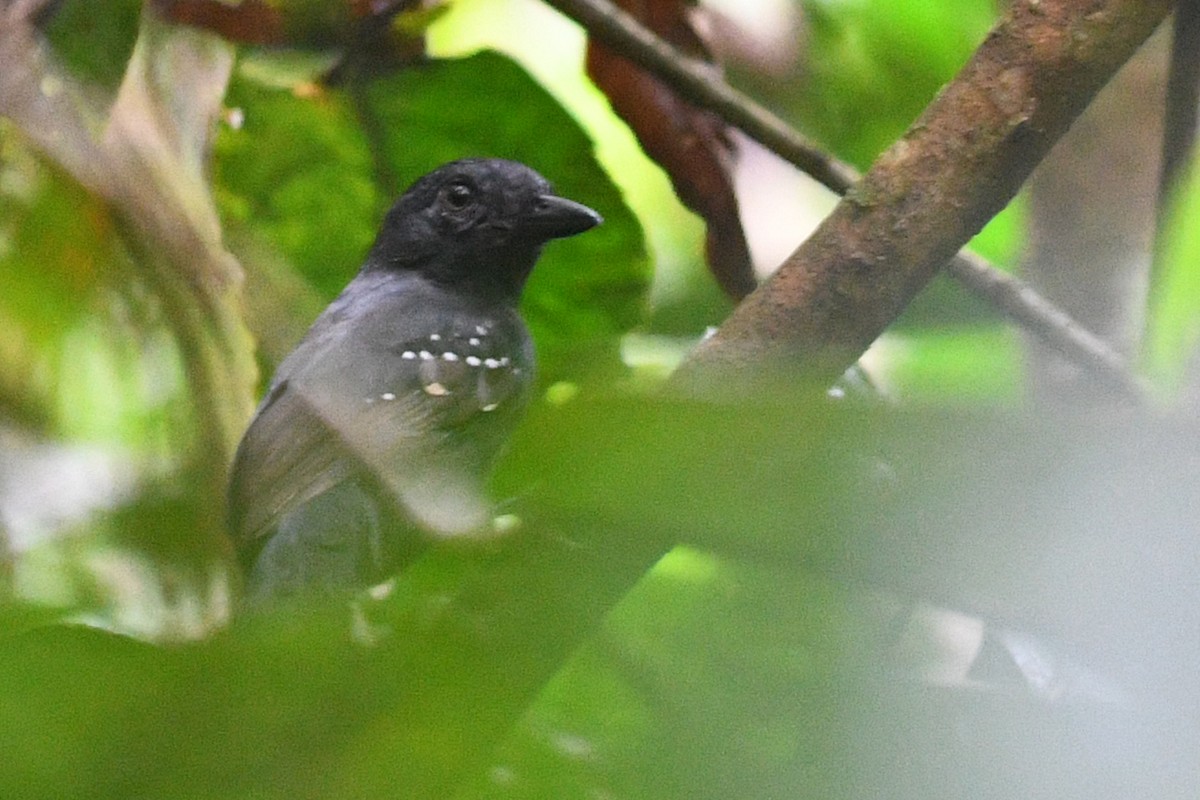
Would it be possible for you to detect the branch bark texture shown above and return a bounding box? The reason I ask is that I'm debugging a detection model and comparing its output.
[679,0,1173,386]
[551,0,1151,398]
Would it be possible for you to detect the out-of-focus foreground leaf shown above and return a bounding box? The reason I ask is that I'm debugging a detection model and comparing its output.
[2,398,1197,798]
[1144,161,1200,393]
[40,0,142,92]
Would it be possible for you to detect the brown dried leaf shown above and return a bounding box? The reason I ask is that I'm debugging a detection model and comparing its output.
[586,0,756,299]
[152,0,425,57]
[151,0,286,46]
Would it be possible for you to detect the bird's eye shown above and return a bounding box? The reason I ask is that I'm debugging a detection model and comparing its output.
[440,181,476,211]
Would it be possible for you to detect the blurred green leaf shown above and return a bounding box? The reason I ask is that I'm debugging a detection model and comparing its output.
[4,400,1198,798]
[789,0,997,168]
[41,0,142,92]
[0,602,66,641]
[476,550,872,800]
[215,72,382,299]
[1144,161,1200,393]
[0,618,364,799]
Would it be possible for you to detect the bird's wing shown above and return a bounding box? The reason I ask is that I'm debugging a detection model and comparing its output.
[227,378,353,552]
[228,312,531,552]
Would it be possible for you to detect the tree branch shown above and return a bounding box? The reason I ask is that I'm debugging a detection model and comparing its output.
[547,0,856,194]
[674,0,1171,391]
[946,251,1145,397]
[547,0,1155,399]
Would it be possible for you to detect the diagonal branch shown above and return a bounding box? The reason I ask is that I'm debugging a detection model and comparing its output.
[547,0,1154,399]
[548,0,857,194]
[678,0,1171,391]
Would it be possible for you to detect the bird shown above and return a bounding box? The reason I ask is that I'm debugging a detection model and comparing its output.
[227,158,602,604]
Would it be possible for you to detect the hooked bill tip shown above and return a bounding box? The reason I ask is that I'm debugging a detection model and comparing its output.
[529,194,603,239]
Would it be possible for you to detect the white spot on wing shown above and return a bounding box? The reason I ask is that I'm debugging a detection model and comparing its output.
[381,392,396,401]
[419,350,433,360]
[401,351,416,360]
[443,352,460,362]
[466,356,482,367]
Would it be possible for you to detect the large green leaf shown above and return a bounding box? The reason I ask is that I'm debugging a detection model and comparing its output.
[1144,162,1200,393]
[41,0,142,93]
[214,69,382,300]
[2,401,1197,798]
[357,51,650,382]
[216,51,649,384]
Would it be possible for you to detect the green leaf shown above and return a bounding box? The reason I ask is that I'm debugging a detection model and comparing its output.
[214,72,383,300]
[216,51,649,383]
[2,401,1198,798]
[357,51,650,382]
[789,0,998,168]
[1144,162,1200,394]
[41,0,142,92]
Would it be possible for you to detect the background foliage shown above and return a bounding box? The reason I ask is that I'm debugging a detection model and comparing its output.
[1,0,1198,797]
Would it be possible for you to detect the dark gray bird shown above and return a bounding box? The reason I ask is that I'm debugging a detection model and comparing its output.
[228,158,601,604]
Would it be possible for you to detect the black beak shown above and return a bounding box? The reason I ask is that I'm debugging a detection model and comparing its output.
[527,194,603,239]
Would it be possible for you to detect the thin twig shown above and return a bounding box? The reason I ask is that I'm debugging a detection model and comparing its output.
[547,0,857,194]
[546,0,1148,399]
[947,252,1147,397]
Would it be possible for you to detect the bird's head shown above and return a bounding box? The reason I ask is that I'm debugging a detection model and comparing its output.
[367,158,602,303]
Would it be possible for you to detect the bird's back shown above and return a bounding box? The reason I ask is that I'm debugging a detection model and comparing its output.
[228,271,534,595]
